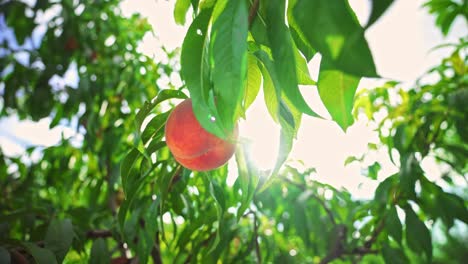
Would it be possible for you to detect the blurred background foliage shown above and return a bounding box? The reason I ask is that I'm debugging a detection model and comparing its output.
[0,0,467,263]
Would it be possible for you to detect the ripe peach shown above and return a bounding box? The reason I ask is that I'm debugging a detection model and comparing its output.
[165,99,237,171]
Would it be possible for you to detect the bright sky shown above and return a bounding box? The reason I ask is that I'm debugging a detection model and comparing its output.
[1,0,466,199]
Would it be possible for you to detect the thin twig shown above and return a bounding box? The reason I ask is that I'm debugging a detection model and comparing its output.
[151,232,163,264]
[248,0,260,27]
[253,213,262,264]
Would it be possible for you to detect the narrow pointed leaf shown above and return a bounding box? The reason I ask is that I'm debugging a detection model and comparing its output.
[405,206,432,262]
[382,243,409,264]
[366,0,395,29]
[210,0,248,132]
[386,206,402,244]
[181,9,226,138]
[44,218,74,263]
[243,54,262,112]
[89,239,109,264]
[265,0,320,118]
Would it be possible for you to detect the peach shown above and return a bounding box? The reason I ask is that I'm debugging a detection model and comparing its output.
[165,99,237,171]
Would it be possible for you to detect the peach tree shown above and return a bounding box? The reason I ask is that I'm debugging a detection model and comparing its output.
[0,0,467,263]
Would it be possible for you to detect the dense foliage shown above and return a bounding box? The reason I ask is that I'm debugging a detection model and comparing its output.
[0,0,467,263]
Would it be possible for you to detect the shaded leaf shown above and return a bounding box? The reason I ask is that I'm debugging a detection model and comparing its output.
[374,174,397,204]
[44,218,74,263]
[366,0,394,29]
[382,243,409,264]
[386,206,402,244]
[293,0,377,77]
[287,0,316,61]
[22,242,58,264]
[89,238,109,264]
[405,206,432,261]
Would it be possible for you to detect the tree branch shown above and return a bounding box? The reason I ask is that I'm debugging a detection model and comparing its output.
[86,230,113,239]
[151,232,163,264]
[248,0,260,27]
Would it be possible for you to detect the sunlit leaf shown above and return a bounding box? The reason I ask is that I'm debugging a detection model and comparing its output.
[174,0,191,25]
[210,0,248,132]
[265,0,320,118]
[243,54,262,112]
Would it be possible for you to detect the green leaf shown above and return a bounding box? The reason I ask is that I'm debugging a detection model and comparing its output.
[374,174,396,204]
[141,111,170,144]
[366,0,394,29]
[0,247,10,264]
[136,200,160,264]
[44,218,74,263]
[366,161,381,180]
[386,206,402,244]
[208,177,227,252]
[344,156,361,166]
[294,47,315,85]
[120,148,142,196]
[22,242,58,264]
[439,192,468,225]
[181,9,226,138]
[243,54,262,112]
[89,238,110,264]
[293,0,377,77]
[256,50,280,123]
[382,243,409,264]
[265,0,320,118]
[405,206,432,262]
[135,89,187,132]
[5,1,35,44]
[235,144,260,220]
[287,0,316,61]
[317,59,360,131]
[399,154,421,199]
[174,0,192,25]
[210,0,248,132]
